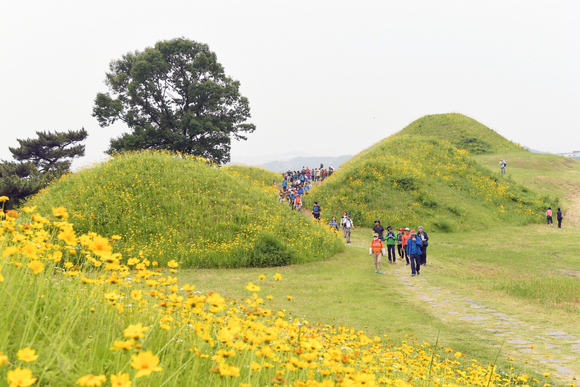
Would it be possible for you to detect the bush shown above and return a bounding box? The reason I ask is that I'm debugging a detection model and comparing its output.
[433,218,455,233]
[245,235,294,267]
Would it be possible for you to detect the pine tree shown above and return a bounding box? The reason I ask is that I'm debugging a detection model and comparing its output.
[0,129,88,207]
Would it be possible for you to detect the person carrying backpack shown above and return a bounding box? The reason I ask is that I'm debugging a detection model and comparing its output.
[406,230,423,277]
[396,228,404,260]
[372,219,385,241]
[341,212,348,238]
[282,180,287,191]
[328,216,339,231]
[344,215,354,243]
[557,208,564,228]
[369,233,386,274]
[295,195,302,212]
[312,202,321,220]
[500,159,507,174]
[417,226,429,266]
[402,228,411,265]
[385,226,397,264]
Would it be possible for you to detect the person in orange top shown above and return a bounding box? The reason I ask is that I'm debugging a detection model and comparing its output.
[369,233,386,274]
[401,228,411,266]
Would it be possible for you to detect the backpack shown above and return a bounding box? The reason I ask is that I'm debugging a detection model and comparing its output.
[313,205,320,214]
[397,234,403,243]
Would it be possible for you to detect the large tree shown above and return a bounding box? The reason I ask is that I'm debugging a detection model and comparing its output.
[92,38,256,164]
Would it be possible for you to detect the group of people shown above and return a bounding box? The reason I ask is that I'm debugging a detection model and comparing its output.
[283,164,335,184]
[546,207,564,228]
[327,212,354,243]
[278,181,312,211]
[369,220,428,277]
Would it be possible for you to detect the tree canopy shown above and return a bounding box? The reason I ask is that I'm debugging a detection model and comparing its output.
[1,129,87,208]
[92,38,256,164]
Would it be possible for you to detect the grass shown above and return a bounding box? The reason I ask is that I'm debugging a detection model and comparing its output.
[308,133,549,232]
[222,164,282,188]
[28,151,343,268]
[1,205,540,387]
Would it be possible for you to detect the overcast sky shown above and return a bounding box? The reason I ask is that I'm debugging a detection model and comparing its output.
[1,1,578,167]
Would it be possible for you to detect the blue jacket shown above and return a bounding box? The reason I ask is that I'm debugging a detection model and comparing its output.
[297,188,304,195]
[406,236,423,255]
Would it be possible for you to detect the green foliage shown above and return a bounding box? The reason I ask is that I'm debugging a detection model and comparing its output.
[92,38,255,164]
[244,235,294,267]
[222,165,282,188]
[309,114,548,231]
[29,151,343,268]
[9,129,88,173]
[400,113,523,154]
[1,129,87,208]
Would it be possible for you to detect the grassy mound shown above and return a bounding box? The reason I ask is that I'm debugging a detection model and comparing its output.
[29,151,343,268]
[222,165,282,190]
[399,113,523,154]
[308,114,552,231]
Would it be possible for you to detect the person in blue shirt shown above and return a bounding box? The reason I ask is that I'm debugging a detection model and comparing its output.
[289,191,296,210]
[406,230,423,277]
[282,180,287,191]
[297,186,304,196]
[328,216,339,231]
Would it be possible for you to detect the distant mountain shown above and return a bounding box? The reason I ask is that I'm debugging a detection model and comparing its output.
[260,155,352,173]
[523,147,552,154]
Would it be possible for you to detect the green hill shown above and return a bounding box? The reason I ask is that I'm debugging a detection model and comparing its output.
[29,151,343,268]
[222,165,282,190]
[308,114,552,231]
[399,113,523,154]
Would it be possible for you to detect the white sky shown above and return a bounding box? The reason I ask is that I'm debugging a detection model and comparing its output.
[1,1,579,168]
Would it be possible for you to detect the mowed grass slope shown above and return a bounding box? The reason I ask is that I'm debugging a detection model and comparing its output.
[29,151,343,268]
[308,114,552,231]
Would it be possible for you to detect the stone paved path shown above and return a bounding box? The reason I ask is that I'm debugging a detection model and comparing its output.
[391,265,580,379]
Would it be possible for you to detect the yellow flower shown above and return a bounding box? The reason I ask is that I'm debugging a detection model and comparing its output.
[130,351,162,377]
[110,372,131,387]
[17,348,38,362]
[110,339,135,351]
[21,206,36,213]
[123,323,149,339]
[76,374,106,386]
[246,282,260,292]
[274,273,282,281]
[543,373,551,378]
[0,273,4,283]
[167,260,178,268]
[287,295,293,301]
[0,196,9,202]
[183,284,195,291]
[111,235,122,240]
[27,261,44,275]
[0,351,8,365]
[130,290,142,301]
[250,361,261,371]
[258,274,266,280]
[7,367,37,387]
[52,206,68,219]
[88,236,112,257]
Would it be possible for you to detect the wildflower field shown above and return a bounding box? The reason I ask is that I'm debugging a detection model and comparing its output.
[0,203,545,386]
[308,114,553,230]
[27,151,342,268]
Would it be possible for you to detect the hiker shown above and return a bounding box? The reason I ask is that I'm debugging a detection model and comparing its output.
[282,180,287,191]
[557,208,564,228]
[406,230,423,276]
[340,212,348,238]
[312,202,321,220]
[328,216,339,231]
[344,215,354,243]
[500,159,507,174]
[369,233,386,274]
[289,191,296,210]
[396,228,405,260]
[546,207,553,226]
[417,226,429,266]
[372,219,385,241]
[385,226,397,264]
[402,228,411,265]
[295,195,302,212]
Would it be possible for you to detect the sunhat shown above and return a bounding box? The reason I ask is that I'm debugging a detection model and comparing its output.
[410,230,416,235]
[373,233,379,237]
[405,227,410,231]
[399,228,404,231]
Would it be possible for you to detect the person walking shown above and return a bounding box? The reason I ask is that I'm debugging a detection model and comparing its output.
[500,159,507,174]
[372,219,385,241]
[402,228,411,265]
[385,226,397,264]
[344,215,354,243]
[369,233,386,274]
[557,208,564,228]
[406,230,423,277]
[546,207,553,226]
[328,216,339,231]
[341,212,348,238]
[396,228,405,260]
[312,202,321,220]
[416,226,429,266]
[295,194,302,212]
